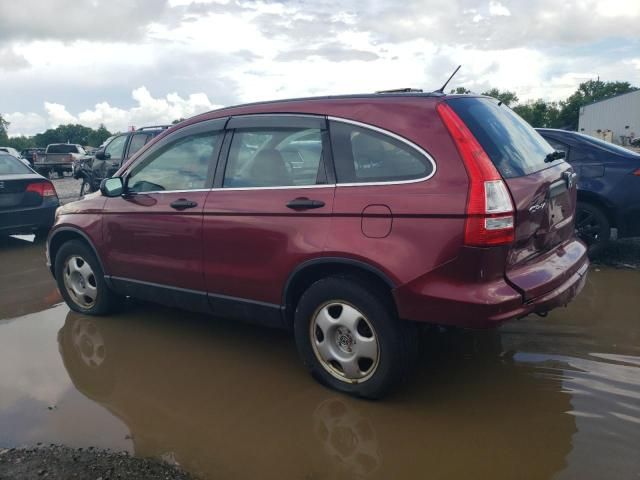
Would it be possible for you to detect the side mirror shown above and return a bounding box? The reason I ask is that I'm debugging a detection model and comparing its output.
[100,177,124,197]
[95,149,111,160]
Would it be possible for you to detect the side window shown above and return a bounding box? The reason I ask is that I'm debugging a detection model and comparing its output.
[329,121,433,183]
[105,135,127,160]
[127,132,221,193]
[126,133,151,159]
[223,127,325,187]
[546,138,571,161]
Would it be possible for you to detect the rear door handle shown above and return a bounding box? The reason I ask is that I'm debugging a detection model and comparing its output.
[286,197,325,210]
[170,198,198,210]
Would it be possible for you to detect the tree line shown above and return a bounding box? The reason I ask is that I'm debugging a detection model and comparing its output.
[452,79,637,130]
[0,120,113,149]
[1,79,637,149]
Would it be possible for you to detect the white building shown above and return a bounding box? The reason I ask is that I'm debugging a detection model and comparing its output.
[578,90,640,145]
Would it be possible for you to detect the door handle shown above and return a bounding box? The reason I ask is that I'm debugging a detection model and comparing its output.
[170,198,198,210]
[286,197,325,210]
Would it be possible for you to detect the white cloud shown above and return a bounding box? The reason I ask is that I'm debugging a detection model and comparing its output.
[7,87,222,136]
[489,1,511,16]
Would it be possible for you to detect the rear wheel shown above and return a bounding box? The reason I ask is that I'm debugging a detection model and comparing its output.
[294,276,418,399]
[54,240,121,315]
[575,201,610,257]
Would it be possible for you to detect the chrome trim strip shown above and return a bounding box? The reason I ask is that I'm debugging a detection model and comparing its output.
[327,115,437,186]
[210,184,335,192]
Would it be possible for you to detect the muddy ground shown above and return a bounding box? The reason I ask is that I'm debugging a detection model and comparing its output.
[0,192,639,479]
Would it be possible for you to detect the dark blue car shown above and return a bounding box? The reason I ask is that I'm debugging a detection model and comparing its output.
[537,128,640,255]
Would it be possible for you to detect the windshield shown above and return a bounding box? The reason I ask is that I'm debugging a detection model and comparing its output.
[0,153,32,174]
[573,132,640,157]
[446,97,556,178]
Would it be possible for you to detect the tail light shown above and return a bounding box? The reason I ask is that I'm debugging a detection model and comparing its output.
[26,181,58,198]
[68,154,73,162]
[437,102,515,246]
[633,168,640,176]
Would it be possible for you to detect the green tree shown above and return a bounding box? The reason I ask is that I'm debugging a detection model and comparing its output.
[513,100,561,128]
[481,88,519,107]
[0,114,9,143]
[449,87,471,94]
[87,124,113,147]
[556,79,638,130]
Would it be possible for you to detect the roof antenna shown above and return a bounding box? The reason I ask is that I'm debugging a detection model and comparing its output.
[434,65,462,93]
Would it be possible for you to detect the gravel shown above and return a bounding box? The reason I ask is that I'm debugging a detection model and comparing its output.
[0,445,196,480]
[50,175,83,205]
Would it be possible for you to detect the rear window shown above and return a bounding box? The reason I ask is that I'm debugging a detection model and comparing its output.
[573,132,640,158]
[48,144,84,154]
[0,154,31,174]
[447,97,556,178]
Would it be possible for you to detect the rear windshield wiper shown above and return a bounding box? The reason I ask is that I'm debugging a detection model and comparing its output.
[544,150,566,163]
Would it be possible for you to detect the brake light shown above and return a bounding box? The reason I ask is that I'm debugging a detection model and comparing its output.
[633,168,640,176]
[26,181,57,198]
[437,102,515,246]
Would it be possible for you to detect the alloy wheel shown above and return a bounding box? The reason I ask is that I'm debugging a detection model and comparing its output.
[63,255,98,309]
[310,301,380,383]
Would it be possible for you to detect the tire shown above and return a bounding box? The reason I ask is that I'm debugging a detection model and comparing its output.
[79,178,93,197]
[294,276,418,399]
[575,201,610,257]
[56,169,64,178]
[54,240,121,315]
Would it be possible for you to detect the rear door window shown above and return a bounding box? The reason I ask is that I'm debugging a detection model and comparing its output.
[329,121,433,183]
[223,128,325,187]
[447,97,556,178]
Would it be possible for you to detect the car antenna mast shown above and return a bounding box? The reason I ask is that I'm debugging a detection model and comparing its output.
[433,65,462,93]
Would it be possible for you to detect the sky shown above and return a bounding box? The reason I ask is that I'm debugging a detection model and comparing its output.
[1,0,639,136]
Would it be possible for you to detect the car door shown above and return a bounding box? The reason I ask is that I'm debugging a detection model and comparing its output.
[101,118,226,311]
[202,115,335,325]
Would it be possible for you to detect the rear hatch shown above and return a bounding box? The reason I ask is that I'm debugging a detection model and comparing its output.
[446,97,585,300]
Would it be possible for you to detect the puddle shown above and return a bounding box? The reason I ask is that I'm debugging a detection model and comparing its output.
[1,237,639,479]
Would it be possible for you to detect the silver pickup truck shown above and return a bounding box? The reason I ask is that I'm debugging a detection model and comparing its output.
[34,143,91,177]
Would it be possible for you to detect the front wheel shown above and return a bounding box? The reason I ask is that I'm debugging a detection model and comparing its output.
[575,201,610,257]
[54,240,122,315]
[294,276,418,399]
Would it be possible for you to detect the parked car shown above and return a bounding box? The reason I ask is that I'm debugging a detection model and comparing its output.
[47,93,588,398]
[537,128,640,255]
[0,147,30,167]
[0,152,59,238]
[73,126,170,195]
[20,147,46,166]
[34,143,91,177]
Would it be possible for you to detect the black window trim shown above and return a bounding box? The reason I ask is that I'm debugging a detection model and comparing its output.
[327,116,437,186]
[121,117,228,194]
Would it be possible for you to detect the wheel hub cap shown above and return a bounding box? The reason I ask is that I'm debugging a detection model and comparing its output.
[336,327,355,353]
[310,301,380,383]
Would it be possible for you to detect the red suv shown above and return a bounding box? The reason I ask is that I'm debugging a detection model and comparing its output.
[47,93,589,398]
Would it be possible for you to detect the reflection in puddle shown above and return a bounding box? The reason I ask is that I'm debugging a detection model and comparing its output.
[1,237,639,479]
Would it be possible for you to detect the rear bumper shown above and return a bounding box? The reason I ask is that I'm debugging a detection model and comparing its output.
[0,204,57,235]
[393,244,589,329]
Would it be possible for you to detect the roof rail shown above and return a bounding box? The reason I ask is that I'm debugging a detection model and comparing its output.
[375,88,424,94]
[135,125,171,131]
